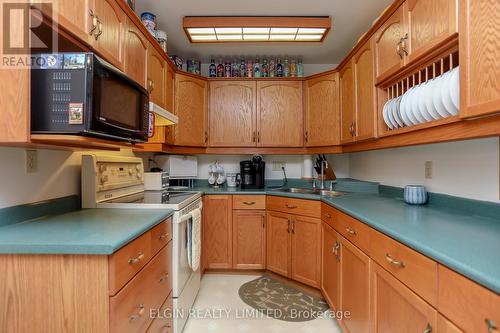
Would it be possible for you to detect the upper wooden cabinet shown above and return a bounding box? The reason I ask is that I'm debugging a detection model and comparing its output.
[123,17,147,88]
[460,0,500,118]
[232,210,266,270]
[353,40,377,141]
[291,215,321,288]
[405,0,457,62]
[304,73,340,146]
[174,74,208,146]
[147,44,166,108]
[374,5,406,81]
[209,81,257,147]
[203,195,233,269]
[340,62,355,144]
[93,0,125,69]
[53,0,94,44]
[257,81,303,147]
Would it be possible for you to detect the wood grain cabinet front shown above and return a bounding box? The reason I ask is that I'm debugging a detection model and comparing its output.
[266,210,292,277]
[123,17,148,88]
[93,0,125,69]
[203,195,233,269]
[291,215,321,288]
[232,195,266,210]
[266,196,321,218]
[232,210,266,269]
[321,223,341,311]
[147,292,174,333]
[339,61,356,144]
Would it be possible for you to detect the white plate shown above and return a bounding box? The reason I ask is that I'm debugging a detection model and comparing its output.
[382,99,393,129]
[387,98,398,129]
[417,80,433,122]
[449,67,460,112]
[392,95,405,127]
[405,86,419,125]
[400,87,413,126]
[433,74,452,118]
[424,78,442,120]
[411,84,426,124]
[441,70,459,116]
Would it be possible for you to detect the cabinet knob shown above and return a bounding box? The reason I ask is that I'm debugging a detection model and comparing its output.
[285,204,298,209]
[89,9,98,36]
[485,319,498,332]
[243,201,256,205]
[159,233,169,240]
[385,253,406,268]
[324,213,332,219]
[129,303,145,322]
[422,323,433,333]
[159,272,169,283]
[345,227,357,236]
[128,251,145,265]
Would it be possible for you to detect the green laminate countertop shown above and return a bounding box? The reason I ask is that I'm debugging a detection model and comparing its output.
[197,184,500,294]
[0,208,174,255]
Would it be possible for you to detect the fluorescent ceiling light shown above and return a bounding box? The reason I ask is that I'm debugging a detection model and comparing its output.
[183,16,331,43]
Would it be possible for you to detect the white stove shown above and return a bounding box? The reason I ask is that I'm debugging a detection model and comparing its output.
[81,154,202,333]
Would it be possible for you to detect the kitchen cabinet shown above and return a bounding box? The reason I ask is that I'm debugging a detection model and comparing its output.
[266,211,291,277]
[353,40,377,141]
[93,0,125,69]
[304,73,340,146]
[437,314,463,333]
[460,0,500,118]
[257,81,303,147]
[203,195,233,269]
[174,74,208,146]
[321,223,341,311]
[405,0,457,62]
[370,261,437,333]
[291,215,321,288]
[232,210,266,269]
[147,44,166,108]
[209,81,257,147]
[340,61,355,144]
[123,17,148,88]
[340,235,370,333]
[374,5,406,81]
[53,0,94,44]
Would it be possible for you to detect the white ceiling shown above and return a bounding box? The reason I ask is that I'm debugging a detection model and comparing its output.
[135,0,393,64]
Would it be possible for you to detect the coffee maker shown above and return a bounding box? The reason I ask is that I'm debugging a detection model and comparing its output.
[239,155,265,189]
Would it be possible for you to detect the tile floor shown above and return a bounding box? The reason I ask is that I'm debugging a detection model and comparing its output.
[183,274,342,333]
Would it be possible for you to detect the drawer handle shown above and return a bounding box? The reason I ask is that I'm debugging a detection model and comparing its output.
[129,303,145,322]
[243,201,256,205]
[423,323,432,333]
[285,204,298,209]
[486,319,498,332]
[324,213,332,219]
[385,253,406,268]
[128,251,145,265]
[159,272,169,283]
[345,227,357,236]
[159,233,170,240]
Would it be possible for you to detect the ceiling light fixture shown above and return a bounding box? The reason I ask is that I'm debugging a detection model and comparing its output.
[183,16,331,43]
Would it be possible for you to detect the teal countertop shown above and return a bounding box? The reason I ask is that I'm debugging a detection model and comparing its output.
[196,182,500,294]
[0,207,174,255]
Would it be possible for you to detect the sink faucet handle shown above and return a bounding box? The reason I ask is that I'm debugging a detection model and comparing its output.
[312,179,316,190]
[329,182,334,191]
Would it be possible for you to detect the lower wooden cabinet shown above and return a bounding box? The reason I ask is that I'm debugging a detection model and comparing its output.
[203,195,233,269]
[370,261,437,333]
[437,314,463,333]
[340,235,370,333]
[321,223,341,311]
[291,215,321,288]
[266,210,292,277]
[147,292,173,333]
[232,210,266,269]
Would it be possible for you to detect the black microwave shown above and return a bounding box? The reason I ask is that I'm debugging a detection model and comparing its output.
[31,53,149,143]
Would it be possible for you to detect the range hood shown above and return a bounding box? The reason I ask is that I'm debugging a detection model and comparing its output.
[149,102,178,126]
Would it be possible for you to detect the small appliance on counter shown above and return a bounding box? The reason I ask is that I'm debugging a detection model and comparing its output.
[240,155,265,189]
[144,171,169,191]
[155,155,197,189]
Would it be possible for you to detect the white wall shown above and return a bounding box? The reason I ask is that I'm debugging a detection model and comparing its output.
[349,138,500,202]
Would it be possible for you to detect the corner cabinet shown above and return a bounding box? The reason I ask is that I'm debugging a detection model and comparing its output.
[460,0,500,118]
[202,195,232,269]
[209,81,257,147]
[304,73,340,146]
[174,74,208,146]
[257,81,303,147]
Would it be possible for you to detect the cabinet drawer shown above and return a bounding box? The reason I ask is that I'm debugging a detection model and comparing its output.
[147,292,173,333]
[438,265,500,333]
[150,218,172,255]
[321,202,337,229]
[110,244,172,333]
[267,196,321,218]
[370,230,438,306]
[233,195,266,210]
[109,231,152,296]
[333,209,371,253]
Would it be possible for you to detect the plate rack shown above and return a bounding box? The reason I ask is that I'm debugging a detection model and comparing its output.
[377,44,461,137]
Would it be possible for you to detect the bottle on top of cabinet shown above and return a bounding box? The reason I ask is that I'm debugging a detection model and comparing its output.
[283,59,290,77]
[232,58,240,77]
[209,58,217,78]
[290,59,297,77]
[240,59,246,77]
[246,59,253,78]
[224,61,232,77]
[297,58,304,77]
[269,59,276,77]
[254,58,261,78]
[217,58,224,77]
[276,58,283,77]
[261,58,269,77]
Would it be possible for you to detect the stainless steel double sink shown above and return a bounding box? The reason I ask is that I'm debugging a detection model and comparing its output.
[271,187,347,198]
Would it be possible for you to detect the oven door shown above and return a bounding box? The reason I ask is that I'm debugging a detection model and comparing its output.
[90,55,149,142]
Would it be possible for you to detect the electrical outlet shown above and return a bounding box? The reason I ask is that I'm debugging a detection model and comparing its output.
[272,161,285,171]
[26,149,38,173]
[425,161,432,179]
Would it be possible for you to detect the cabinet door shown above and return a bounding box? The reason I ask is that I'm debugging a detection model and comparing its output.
[321,223,341,311]
[370,262,437,333]
[209,81,256,147]
[203,195,232,269]
[174,74,208,146]
[123,18,147,87]
[460,0,500,118]
[304,73,340,146]
[53,0,94,43]
[166,66,175,112]
[406,0,457,62]
[340,236,370,333]
[94,0,125,69]
[291,215,321,288]
[257,81,303,147]
[147,44,166,108]
[374,5,406,81]
[266,211,291,277]
[354,40,377,141]
[232,210,266,269]
[340,62,355,144]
